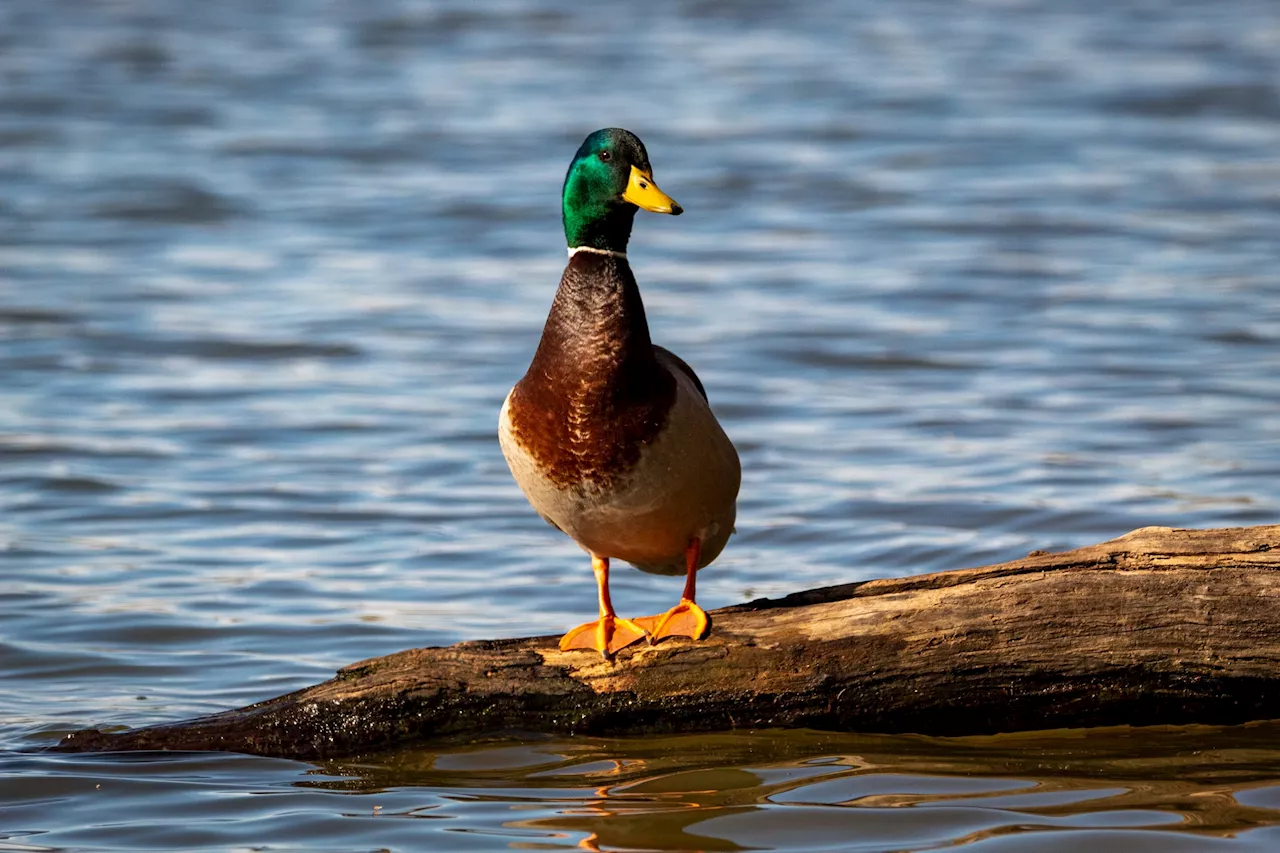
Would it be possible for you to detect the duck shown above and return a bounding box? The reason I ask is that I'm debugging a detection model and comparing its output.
[499,128,740,660]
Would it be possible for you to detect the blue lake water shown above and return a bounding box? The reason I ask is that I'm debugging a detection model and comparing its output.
[3,0,1280,849]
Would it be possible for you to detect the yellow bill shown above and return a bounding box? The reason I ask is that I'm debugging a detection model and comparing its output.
[623,165,683,215]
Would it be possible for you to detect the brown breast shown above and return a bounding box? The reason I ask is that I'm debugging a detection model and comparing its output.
[506,253,676,490]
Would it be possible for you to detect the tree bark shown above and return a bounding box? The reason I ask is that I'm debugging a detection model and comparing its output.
[57,525,1280,760]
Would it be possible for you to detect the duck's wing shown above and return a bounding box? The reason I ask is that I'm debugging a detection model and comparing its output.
[653,345,707,402]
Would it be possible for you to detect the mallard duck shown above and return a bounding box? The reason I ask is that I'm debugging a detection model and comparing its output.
[499,128,740,659]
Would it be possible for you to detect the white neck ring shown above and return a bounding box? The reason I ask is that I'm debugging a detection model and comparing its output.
[568,246,627,260]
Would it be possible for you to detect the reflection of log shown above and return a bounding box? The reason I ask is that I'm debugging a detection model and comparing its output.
[333,724,1280,845]
[58,525,1280,760]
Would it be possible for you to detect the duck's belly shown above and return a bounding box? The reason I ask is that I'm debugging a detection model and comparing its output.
[499,376,740,575]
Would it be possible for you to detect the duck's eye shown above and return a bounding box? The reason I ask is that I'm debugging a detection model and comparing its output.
[598,151,611,162]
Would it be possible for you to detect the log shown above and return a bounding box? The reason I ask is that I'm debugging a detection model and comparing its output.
[57,524,1280,760]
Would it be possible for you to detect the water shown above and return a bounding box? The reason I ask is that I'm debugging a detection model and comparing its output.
[2,0,1279,849]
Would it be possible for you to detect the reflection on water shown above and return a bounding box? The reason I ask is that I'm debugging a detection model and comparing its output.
[4,0,1280,849]
[333,725,1280,851]
[8,726,1280,851]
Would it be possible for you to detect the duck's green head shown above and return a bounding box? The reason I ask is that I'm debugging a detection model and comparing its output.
[562,128,682,253]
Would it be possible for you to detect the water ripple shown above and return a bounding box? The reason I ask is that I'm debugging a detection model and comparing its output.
[3,0,1280,849]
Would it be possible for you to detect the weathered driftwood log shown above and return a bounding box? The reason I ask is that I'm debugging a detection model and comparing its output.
[58,525,1280,760]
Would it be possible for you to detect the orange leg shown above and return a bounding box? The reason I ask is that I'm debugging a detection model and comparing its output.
[559,555,648,659]
[634,538,712,643]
